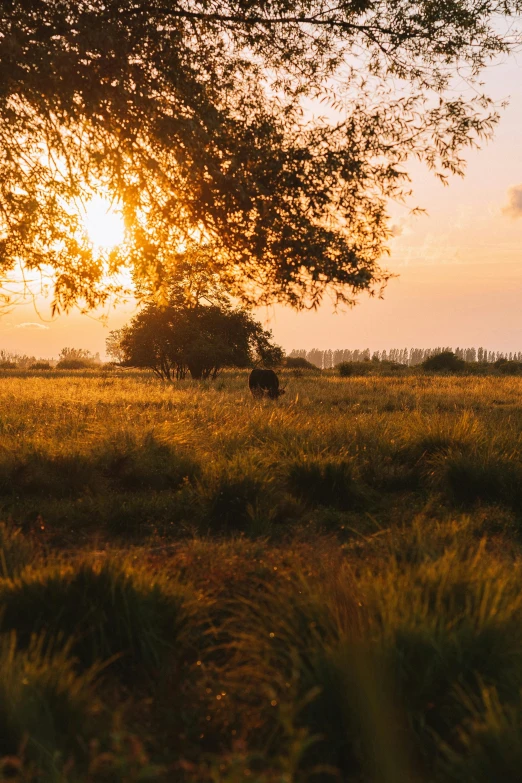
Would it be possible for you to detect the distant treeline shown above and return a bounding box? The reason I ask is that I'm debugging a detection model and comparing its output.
[289,347,522,369]
[0,348,101,370]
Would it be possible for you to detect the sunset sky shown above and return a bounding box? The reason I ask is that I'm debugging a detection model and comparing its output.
[2,54,522,360]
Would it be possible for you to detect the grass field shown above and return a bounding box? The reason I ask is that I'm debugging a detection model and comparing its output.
[1,367,522,781]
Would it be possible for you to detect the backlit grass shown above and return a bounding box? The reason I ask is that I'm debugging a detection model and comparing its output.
[0,367,520,779]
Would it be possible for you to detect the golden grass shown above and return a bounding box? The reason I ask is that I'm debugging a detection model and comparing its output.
[0,367,521,780]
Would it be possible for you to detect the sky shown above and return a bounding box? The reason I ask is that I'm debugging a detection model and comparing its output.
[1,54,522,359]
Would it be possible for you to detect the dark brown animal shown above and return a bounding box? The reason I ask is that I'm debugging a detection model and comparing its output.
[248,369,285,399]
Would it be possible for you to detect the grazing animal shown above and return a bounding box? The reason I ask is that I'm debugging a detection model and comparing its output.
[249,369,285,399]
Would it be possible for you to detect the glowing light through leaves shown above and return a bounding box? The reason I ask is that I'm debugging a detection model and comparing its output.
[83,196,125,250]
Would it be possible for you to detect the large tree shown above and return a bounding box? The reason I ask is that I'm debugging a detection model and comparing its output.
[1,1,520,312]
[116,302,283,380]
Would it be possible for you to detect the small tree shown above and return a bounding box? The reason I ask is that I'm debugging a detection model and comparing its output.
[105,330,126,364]
[119,303,283,381]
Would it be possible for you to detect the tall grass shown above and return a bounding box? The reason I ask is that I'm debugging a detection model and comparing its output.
[0,522,36,578]
[0,635,101,778]
[0,369,521,779]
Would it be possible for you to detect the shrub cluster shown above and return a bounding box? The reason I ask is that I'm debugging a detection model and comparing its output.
[337,360,404,376]
[337,360,374,377]
[421,351,466,372]
[56,359,96,370]
[29,361,52,370]
[284,356,317,370]
[495,358,522,374]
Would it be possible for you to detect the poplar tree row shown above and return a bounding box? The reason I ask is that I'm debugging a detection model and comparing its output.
[289,348,522,370]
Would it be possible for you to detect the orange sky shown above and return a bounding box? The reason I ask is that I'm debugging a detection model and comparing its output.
[2,56,522,359]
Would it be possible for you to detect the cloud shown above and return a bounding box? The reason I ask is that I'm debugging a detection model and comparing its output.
[14,322,50,330]
[502,185,522,218]
[389,223,403,238]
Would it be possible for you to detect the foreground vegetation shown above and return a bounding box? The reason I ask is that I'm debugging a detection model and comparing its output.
[1,367,522,780]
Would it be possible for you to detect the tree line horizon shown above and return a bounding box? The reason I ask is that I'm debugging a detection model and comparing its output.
[290,347,522,369]
[0,345,521,372]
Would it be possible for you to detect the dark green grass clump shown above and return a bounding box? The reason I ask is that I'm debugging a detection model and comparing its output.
[0,434,200,500]
[0,559,189,676]
[29,361,52,370]
[212,520,522,781]
[0,522,36,578]
[0,451,101,499]
[436,451,522,511]
[203,473,267,532]
[287,458,364,510]
[0,637,101,776]
[99,433,200,492]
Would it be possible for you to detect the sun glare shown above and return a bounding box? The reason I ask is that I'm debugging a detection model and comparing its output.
[83,196,125,250]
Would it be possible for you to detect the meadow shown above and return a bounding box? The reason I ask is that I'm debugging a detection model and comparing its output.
[1,367,522,781]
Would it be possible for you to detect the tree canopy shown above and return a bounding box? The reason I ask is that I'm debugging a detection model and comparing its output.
[115,301,283,380]
[1,1,521,312]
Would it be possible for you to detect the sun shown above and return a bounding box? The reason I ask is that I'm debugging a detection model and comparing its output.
[82,196,125,250]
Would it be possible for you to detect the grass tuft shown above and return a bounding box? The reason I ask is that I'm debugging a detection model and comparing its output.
[0,635,101,776]
[287,458,364,510]
[100,432,200,492]
[440,686,522,782]
[0,523,37,578]
[0,451,100,499]
[435,450,522,510]
[0,559,190,676]
[203,473,266,532]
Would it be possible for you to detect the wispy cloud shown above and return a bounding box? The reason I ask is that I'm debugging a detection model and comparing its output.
[502,185,522,218]
[14,322,50,330]
[389,223,404,238]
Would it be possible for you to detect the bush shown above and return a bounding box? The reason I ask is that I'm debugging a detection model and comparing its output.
[422,351,466,372]
[495,360,522,375]
[284,357,317,370]
[0,361,17,369]
[337,361,374,377]
[55,359,94,369]
[380,360,407,373]
[337,361,353,377]
[0,560,189,676]
[29,361,52,370]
